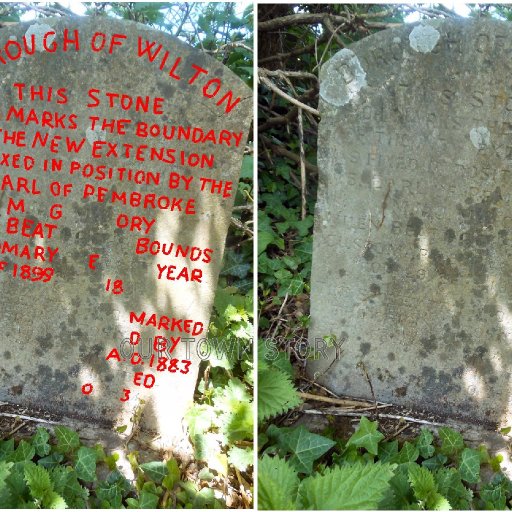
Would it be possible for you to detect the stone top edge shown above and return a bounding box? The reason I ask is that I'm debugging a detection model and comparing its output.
[0,15,252,95]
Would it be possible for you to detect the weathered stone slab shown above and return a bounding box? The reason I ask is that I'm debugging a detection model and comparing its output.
[309,19,512,428]
[0,17,251,444]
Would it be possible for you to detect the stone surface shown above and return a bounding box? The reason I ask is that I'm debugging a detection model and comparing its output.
[310,18,512,428]
[0,17,251,444]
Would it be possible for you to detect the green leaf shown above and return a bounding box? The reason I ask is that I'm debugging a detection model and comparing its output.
[299,462,395,510]
[185,404,215,437]
[258,455,299,510]
[384,464,415,508]
[408,463,437,502]
[422,454,448,471]
[258,368,301,421]
[490,453,504,472]
[0,439,14,460]
[438,427,464,457]
[346,417,385,456]
[435,468,472,509]
[38,453,64,469]
[54,427,80,455]
[75,446,97,482]
[283,426,336,474]
[378,440,398,463]
[459,448,480,484]
[258,230,283,254]
[95,471,130,507]
[395,441,420,464]
[137,489,160,508]
[140,461,167,483]
[32,428,51,457]
[240,154,253,179]
[50,466,88,508]
[228,447,253,472]
[162,459,180,490]
[416,428,435,458]
[24,463,53,501]
[43,490,67,509]
[269,351,294,379]
[9,440,35,462]
[428,492,451,510]
[0,461,13,491]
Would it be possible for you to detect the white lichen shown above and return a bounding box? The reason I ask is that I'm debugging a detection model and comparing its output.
[320,49,366,107]
[25,23,56,52]
[409,24,440,53]
[470,126,491,150]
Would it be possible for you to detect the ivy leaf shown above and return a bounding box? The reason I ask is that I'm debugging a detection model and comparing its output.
[416,429,435,458]
[459,448,480,484]
[395,442,420,464]
[378,440,398,463]
[32,428,51,457]
[423,454,448,471]
[438,427,464,457]
[95,471,130,507]
[54,427,80,455]
[435,468,472,509]
[298,462,394,510]
[9,440,35,462]
[50,466,89,508]
[0,439,14,460]
[38,453,64,469]
[258,368,301,421]
[140,461,167,483]
[137,489,160,508]
[75,446,97,483]
[283,426,335,474]
[258,455,299,510]
[347,417,385,456]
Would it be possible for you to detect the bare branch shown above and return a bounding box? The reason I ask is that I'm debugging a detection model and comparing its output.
[259,75,320,117]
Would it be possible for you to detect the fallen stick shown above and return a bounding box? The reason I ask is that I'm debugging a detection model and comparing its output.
[0,412,60,425]
[303,408,447,427]
[299,391,390,408]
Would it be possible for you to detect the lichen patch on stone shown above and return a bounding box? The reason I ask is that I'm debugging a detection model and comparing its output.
[86,127,106,145]
[470,126,491,150]
[409,24,440,53]
[25,23,56,52]
[320,49,366,107]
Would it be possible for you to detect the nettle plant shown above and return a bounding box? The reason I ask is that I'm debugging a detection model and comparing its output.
[259,416,512,510]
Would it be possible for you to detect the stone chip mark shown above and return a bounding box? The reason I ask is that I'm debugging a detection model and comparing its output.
[319,49,366,107]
